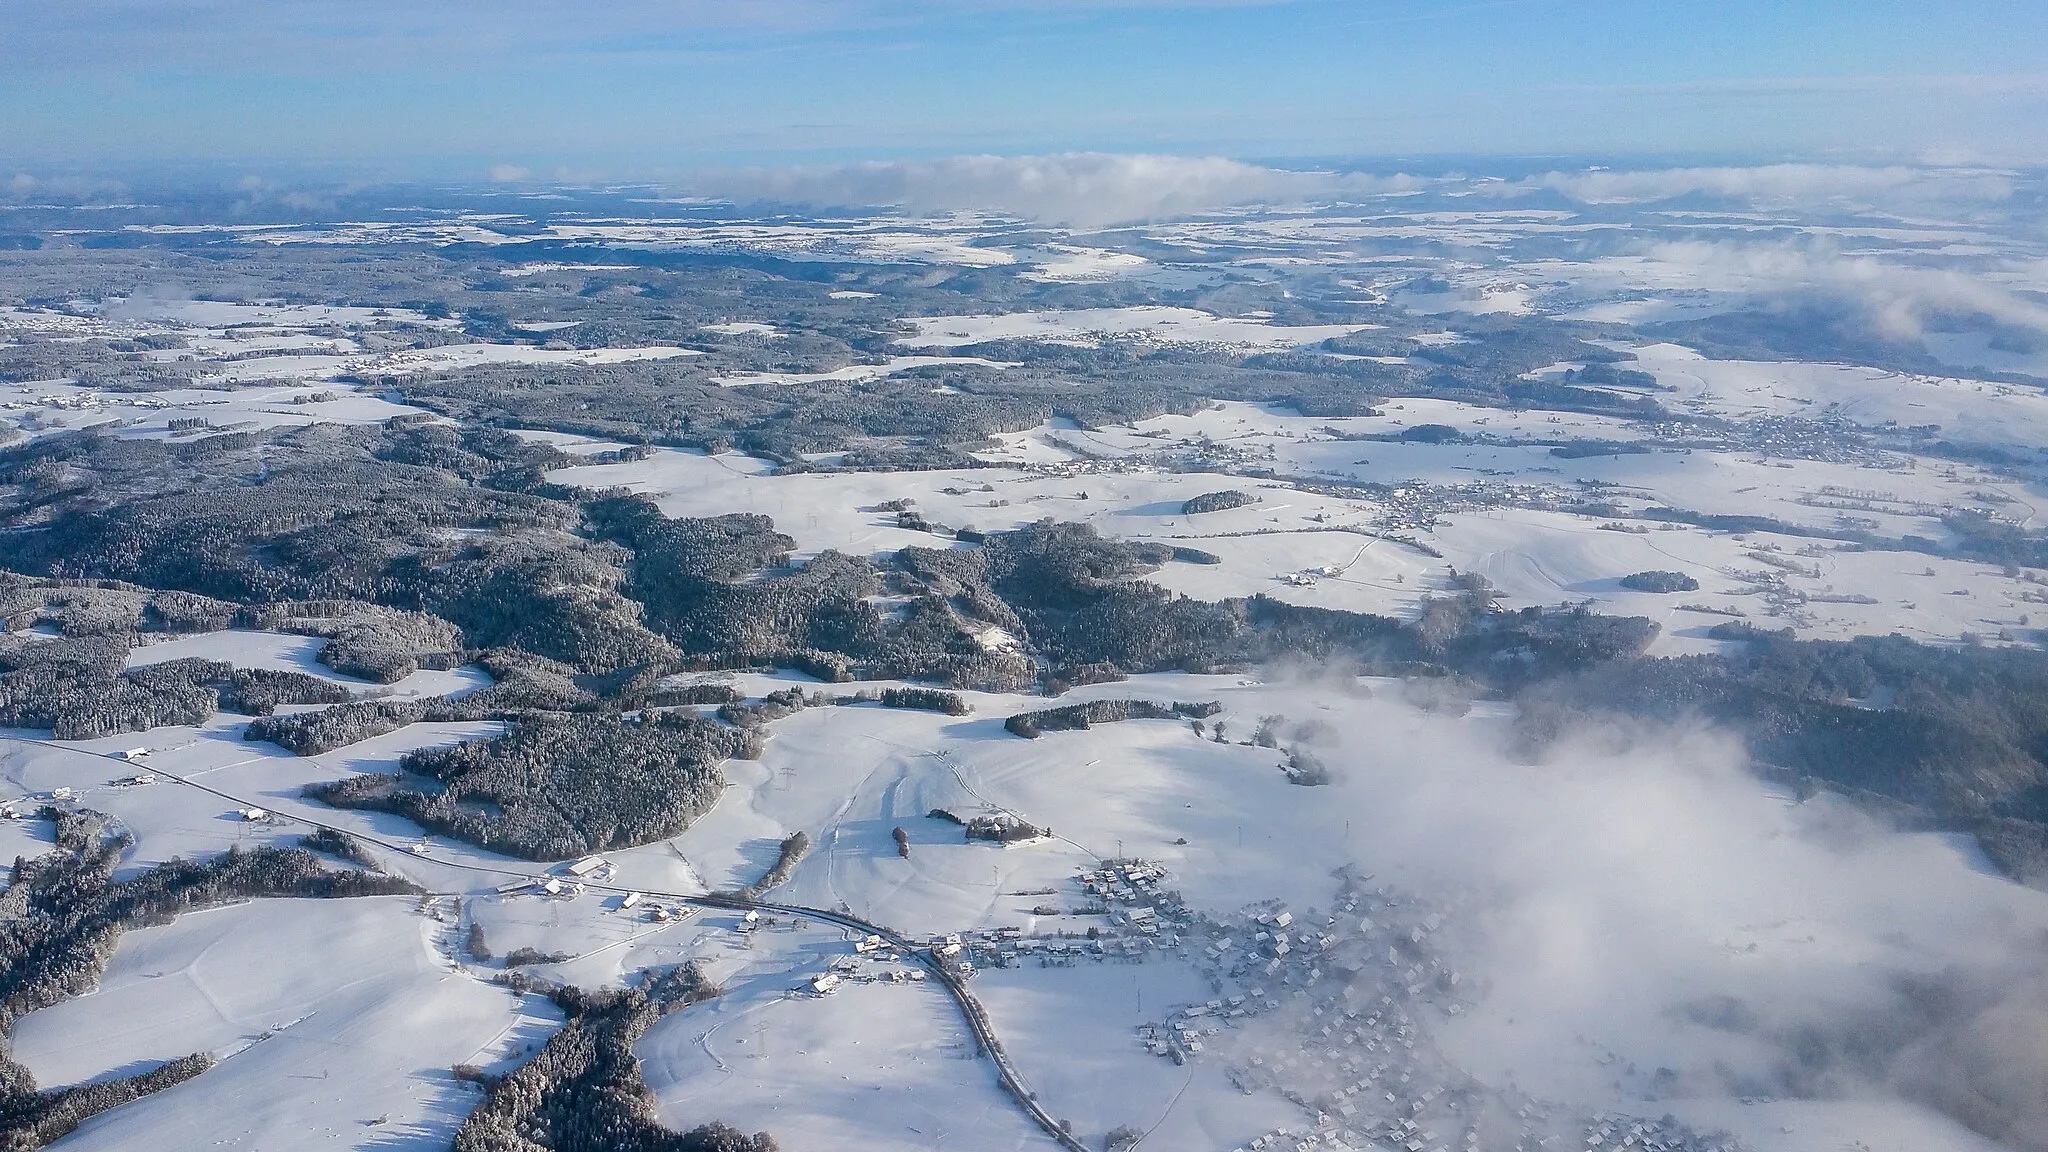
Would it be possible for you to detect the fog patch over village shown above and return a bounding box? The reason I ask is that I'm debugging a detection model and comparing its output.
[1273,699,2048,1151]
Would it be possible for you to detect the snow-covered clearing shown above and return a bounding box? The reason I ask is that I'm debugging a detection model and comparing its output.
[91,299,456,331]
[506,428,637,455]
[1393,281,1537,316]
[363,342,702,374]
[897,306,1377,350]
[710,355,1015,388]
[0,377,433,442]
[1015,245,1153,283]
[701,322,784,337]
[499,262,638,278]
[640,971,1042,1151]
[12,896,554,1150]
[973,961,1298,1147]
[1632,343,2048,449]
[123,629,490,701]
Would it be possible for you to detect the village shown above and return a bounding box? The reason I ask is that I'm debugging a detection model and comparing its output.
[671,853,1753,1152]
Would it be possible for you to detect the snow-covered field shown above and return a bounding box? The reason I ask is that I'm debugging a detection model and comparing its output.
[898,306,1378,350]
[0,377,435,442]
[0,299,702,443]
[640,964,1044,1151]
[123,629,490,701]
[11,896,556,1150]
[711,354,1015,388]
[1631,344,2048,448]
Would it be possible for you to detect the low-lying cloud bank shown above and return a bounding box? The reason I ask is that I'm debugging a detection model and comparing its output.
[1313,702,2048,1149]
[1635,238,2048,339]
[1504,162,2017,206]
[680,153,2020,225]
[680,152,1409,225]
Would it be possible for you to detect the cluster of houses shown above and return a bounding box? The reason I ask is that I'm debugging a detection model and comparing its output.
[804,935,931,996]
[1,391,135,414]
[957,860,1192,971]
[490,855,708,915]
[793,860,1199,1001]
[0,762,154,815]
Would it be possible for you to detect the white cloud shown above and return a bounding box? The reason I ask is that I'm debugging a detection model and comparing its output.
[1502,164,2016,207]
[488,164,534,183]
[686,152,1416,226]
[0,170,131,204]
[1636,238,2048,339]
[1306,700,2048,1147]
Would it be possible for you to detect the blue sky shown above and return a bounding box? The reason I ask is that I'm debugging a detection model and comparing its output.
[2,0,2044,176]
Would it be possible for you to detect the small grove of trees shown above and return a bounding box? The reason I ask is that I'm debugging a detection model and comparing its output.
[879,687,969,715]
[740,832,810,898]
[1619,570,1699,593]
[1181,490,1257,515]
[502,947,574,968]
[0,1053,213,1151]
[964,814,1046,843]
[298,828,380,871]
[1005,699,1219,738]
[248,699,432,756]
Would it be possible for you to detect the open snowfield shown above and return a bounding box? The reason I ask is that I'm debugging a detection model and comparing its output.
[641,971,1043,1151]
[898,307,1378,350]
[710,354,1015,388]
[547,447,1366,564]
[702,322,785,337]
[1630,343,2048,448]
[0,377,434,442]
[0,712,504,878]
[123,629,491,701]
[1014,244,1154,282]
[667,674,1364,931]
[154,340,700,387]
[505,429,637,455]
[971,960,1299,1148]
[0,300,702,428]
[90,299,457,331]
[11,896,556,1150]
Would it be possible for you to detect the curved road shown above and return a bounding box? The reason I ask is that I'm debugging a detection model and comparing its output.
[4,735,1092,1152]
